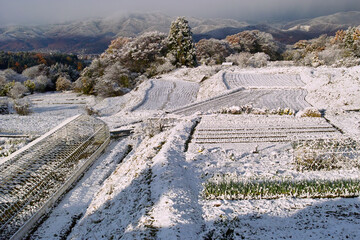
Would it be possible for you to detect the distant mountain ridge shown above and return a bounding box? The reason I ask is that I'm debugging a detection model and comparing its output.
[0,11,359,54]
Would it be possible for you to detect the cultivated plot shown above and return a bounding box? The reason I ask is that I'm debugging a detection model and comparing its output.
[172,88,311,115]
[133,79,199,111]
[223,72,305,89]
[193,115,343,145]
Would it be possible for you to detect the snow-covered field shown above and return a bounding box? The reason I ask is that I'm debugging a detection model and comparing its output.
[2,65,360,239]
[223,72,305,89]
[0,92,93,134]
[132,79,199,111]
[172,88,310,115]
[193,114,342,145]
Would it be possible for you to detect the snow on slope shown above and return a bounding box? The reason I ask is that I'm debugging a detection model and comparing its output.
[68,118,200,239]
[18,64,360,239]
[30,138,132,240]
[132,79,199,111]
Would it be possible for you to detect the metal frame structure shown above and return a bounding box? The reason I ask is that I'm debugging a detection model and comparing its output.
[293,138,360,171]
[0,114,110,239]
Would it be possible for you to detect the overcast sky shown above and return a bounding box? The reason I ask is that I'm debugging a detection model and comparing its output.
[1,0,360,26]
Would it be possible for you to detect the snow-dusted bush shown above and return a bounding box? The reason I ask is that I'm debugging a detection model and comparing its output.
[167,17,197,67]
[24,80,35,94]
[226,52,252,67]
[334,27,360,56]
[225,30,282,60]
[296,107,322,117]
[23,63,79,90]
[119,31,168,75]
[84,104,99,116]
[13,97,32,115]
[0,97,9,114]
[94,63,133,97]
[76,31,170,96]
[317,47,345,65]
[155,58,176,74]
[8,82,28,99]
[225,52,269,68]
[0,81,14,97]
[22,64,48,79]
[0,137,33,158]
[74,59,105,95]
[105,37,131,54]
[303,52,323,67]
[56,76,72,91]
[138,119,167,138]
[247,52,270,68]
[217,105,295,116]
[0,76,7,96]
[49,63,79,82]
[0,69,27,83]
[34,75,52,92]
[196,38,232,65]
[286,27,360,67]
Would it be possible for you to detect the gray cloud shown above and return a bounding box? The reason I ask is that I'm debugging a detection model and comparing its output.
[1,0,360,26]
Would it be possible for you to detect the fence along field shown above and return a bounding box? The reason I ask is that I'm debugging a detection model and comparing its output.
[0,114,110,240]
[133,79,199,111]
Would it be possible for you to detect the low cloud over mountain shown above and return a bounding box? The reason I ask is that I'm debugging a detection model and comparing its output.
[0,11,359,54]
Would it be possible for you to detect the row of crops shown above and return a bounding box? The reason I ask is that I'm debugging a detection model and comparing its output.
[192,115,360,200]
[204,178,360,200]
[0,115,110,239]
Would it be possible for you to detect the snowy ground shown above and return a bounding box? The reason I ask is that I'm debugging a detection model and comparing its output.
[132,79,199,111]
[3,64,360,239]
[30,138,133,240]
[0,92,94,134]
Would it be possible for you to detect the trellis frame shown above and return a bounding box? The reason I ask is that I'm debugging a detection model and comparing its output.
[0,114,110,239]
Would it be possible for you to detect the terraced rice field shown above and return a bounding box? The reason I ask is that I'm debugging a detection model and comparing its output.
[193,115,343,145]
[172,88,310,115]
[133,79,199,111]
[223,72,305,89]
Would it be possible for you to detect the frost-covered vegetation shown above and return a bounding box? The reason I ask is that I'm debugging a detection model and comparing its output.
[293,138,360,171]
[284,26,360,67]
[0,137,34,158]
[74,17,197,97]
[217,105,295,116]
[4,65,360,239]
[195,30,282,67]
[0,52,85,102]
[3,14,360,240]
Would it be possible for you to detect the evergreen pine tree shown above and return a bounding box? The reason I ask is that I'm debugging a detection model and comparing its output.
[167,17,197,67]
